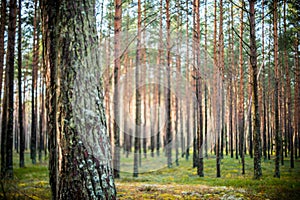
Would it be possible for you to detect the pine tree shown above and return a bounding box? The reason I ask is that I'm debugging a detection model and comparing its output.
[44,0,117,198]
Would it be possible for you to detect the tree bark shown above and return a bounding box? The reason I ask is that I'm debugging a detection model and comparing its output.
[113,0,122,179]
[283,0,293,168]
[30,0,39,165]
[18,0,25,168]
[1,0,16,179]
[0,0,6,102]
[45,0,117,198]
[193,0,203,177]
[185,0,190,161]
[249,0,262,179]
[214,0,221,178]
[166,0,172,168]
[273,0,281,178]
[133,0,142,178]
[204,0,208,159]
[238,0,245,174]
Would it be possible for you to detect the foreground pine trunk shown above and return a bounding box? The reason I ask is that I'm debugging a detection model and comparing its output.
[45,0,117,199]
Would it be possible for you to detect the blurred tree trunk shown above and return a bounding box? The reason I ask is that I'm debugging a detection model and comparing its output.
[294,33,299,160]
[185,0,190,161]
[133,0,142,178]
[2,0,16,178]
[228,0,234,159]
[113,0,122,179]
[214,0,221,178]
[219,0,225,161]
[0,0,5,102]
[1,0,16,179]
[238,0,245,174]
[283,0,293,169]
[204,0,208,159]
[193,0,203,177]
[30,0,39,165]
[18,0,25,168]
[175,0,182,166]
[156,0,163,157]
[261,0,267,161]
[273,0,281,178]
[249,0,262,179]
[166,0,172,168]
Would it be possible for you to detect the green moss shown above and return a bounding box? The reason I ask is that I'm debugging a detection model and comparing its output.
[1,152,300,199]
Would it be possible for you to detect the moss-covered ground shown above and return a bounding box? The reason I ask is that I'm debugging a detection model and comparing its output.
[1,152,299,199]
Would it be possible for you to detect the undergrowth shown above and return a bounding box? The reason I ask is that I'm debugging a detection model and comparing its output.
[0,152,299,199]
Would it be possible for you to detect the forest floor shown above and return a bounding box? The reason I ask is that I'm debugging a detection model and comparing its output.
[0,152,300,199]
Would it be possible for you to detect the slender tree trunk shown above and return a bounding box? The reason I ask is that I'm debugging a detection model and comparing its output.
[283,0,293,168]
[0,0,6,102]
[214,0,221,178]
[175,0,182,166]
[157,0,163,158]
[193,0,203,177]
[261,0,267,162]
[228,1,234,159]
[185,0,191,161]
[113,0,122,179]
[1,0,16,179]
[249,0,262,179]
[39,74,45,162]
[0,0,6,172]
[133,0,142,178]
[204,0,208,159]
[18,0,25,168]
[267,22,272,160]
[166,0,172,168]
[30,0,38,164]
[294,33,299,161]
[238,0,245,174]
[219,0,225,160]
[273,0,281,178]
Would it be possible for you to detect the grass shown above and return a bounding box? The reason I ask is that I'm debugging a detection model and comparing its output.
[0,151,299,199]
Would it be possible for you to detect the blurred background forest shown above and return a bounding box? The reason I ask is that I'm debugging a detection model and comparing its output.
[0,0,300,199]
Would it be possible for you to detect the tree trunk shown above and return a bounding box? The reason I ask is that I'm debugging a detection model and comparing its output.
[273,0,281,178]
[295,33,299,158]
[261,0,267,162]
[249,0,262,179]
[0,0,6,102]
[30,0,39,165]
[193,0,203,177]
[214,0,221,178]
[185,0,190,161]
[238,0,245,174]
[18,0,25,168]
[133,0,142,178]
[175,0,182,166]
[228,1,234,159]
[219,0,225,160]
[1,0,16,179]
[204,0,208,159]
[283,0,293,169]
[156,0,163,158]
[45,0,117,198]
[166,0,172,168]
[113,0,122,179]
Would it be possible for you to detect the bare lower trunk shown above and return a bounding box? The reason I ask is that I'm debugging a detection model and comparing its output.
[249,0,262,179]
